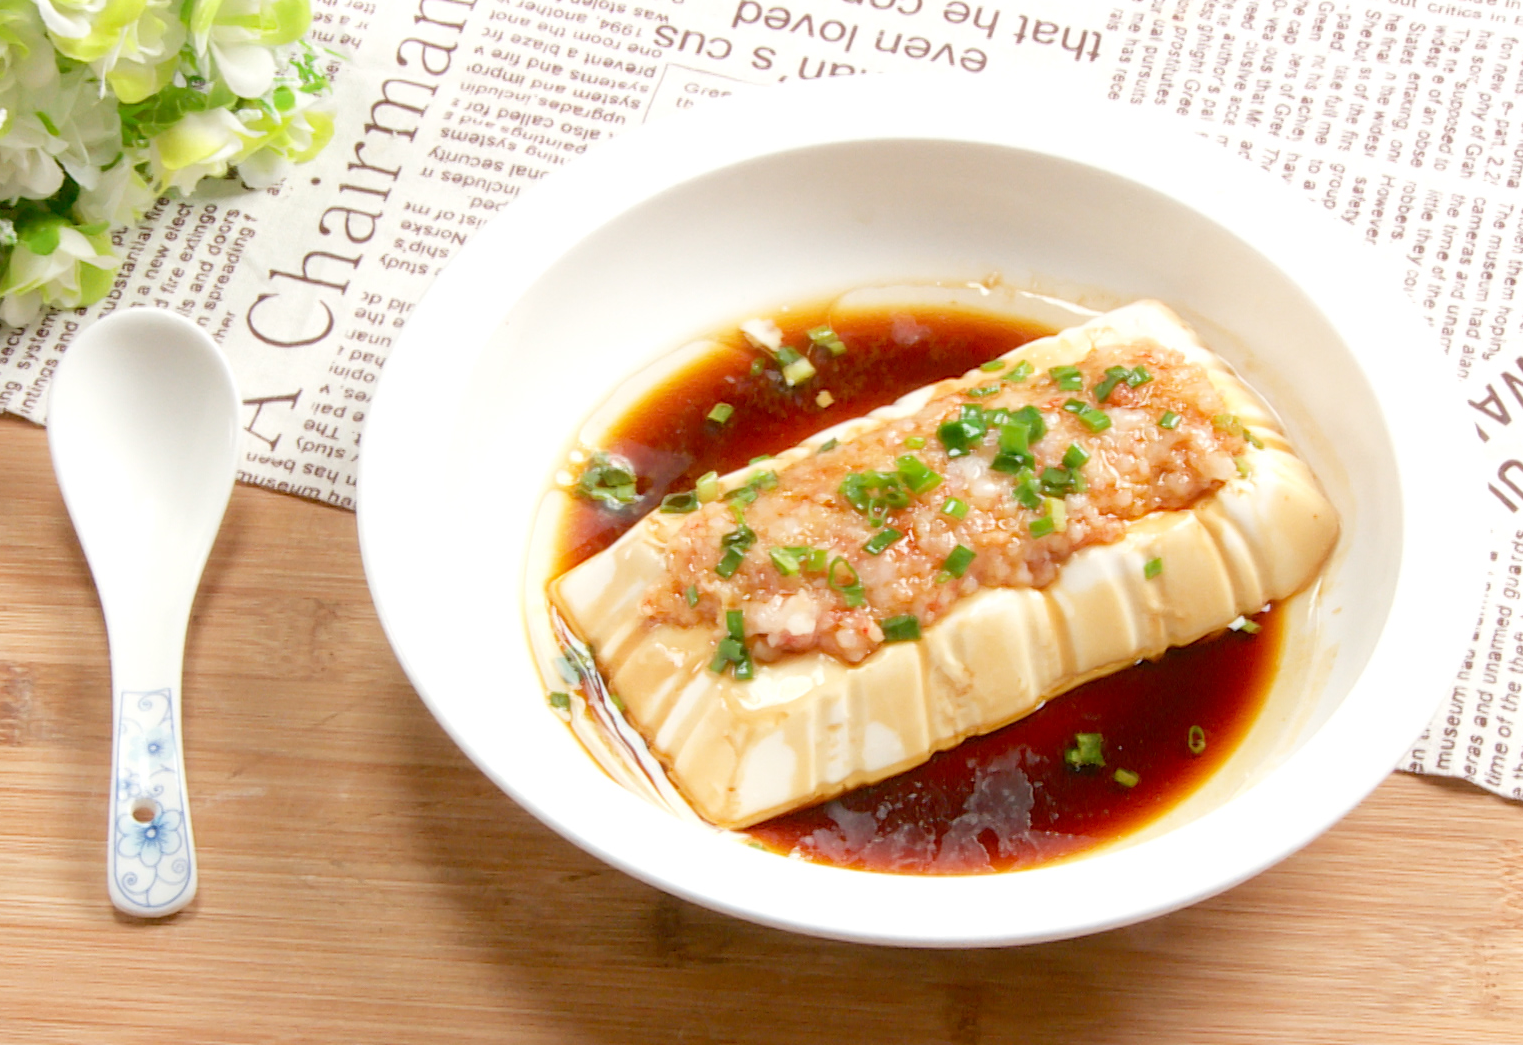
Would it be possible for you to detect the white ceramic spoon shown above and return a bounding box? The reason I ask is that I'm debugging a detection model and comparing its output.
[47,308,239,918]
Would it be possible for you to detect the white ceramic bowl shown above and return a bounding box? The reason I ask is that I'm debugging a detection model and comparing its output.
[358,73,1482,946]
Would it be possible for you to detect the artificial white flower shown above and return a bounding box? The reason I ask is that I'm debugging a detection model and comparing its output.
[188,0,309,100]
[73,149,152,226]
[36,0,186,103]
[0,1,57,97]
[0,64,119,201]
[0,219,116,326]
[147,106,252,194]
[234,89,330,188]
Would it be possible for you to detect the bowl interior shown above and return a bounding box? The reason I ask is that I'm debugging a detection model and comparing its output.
[359,76,1472,946]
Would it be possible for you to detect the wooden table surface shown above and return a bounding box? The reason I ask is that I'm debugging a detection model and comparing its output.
[1,412,1519,1044]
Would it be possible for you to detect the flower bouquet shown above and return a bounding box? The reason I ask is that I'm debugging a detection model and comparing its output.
[0,0,334,327]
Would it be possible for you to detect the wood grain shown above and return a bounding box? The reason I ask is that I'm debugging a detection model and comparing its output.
[0,413,1519,1045]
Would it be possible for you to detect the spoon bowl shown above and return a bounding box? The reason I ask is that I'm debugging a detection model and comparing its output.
[48,307,239,918]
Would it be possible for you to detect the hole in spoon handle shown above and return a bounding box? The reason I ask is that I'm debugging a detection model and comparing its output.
[108,686,196,917]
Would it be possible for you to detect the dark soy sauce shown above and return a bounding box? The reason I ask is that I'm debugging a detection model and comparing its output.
[555,302,1280,875]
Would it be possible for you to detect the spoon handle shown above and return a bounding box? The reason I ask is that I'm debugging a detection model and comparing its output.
[107,652,196,917]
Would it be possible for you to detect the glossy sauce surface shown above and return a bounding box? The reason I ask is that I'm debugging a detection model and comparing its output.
[555,302,1278,875]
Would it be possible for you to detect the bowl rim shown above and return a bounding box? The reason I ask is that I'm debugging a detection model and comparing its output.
[357,72,1483,947]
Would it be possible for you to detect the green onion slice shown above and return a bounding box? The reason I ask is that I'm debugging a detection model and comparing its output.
[547,691,571,710]
[659,491,699,513]
[685,584,699,607]
[1005,360,1034,382]
[1188,725,1207,755]
[863,527,904,555]
[574,451,640,507]
[1093,365,1132,403]
[1078,407,1112,433]
[707,402,734,424]
[1158,410,1181,430]
[1113,768,1140,788]
[726,609,745,642]
[1062,443,1090,470]
[980,359,1005,372]
[769,547,801,576]
[1049,365,1084,391]
[1144,556,1163,579]
[904,436,926,450]
[896,455,943,495]
[941,497,969,520]
[942,544,976,578]
[881,614,921,642]
[1065,732,1106,768]
[1029,516,1056,538]
[965,384,1000,398]
[828,556,866,608]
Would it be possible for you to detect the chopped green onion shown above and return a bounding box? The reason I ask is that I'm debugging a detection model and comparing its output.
[818,438,838,453]
[941,497,969,520]
[749,358,766,376]
[733,654,755,681]
[548,691,571,710]
[782,357,817,386]
[1062,398,1087,414]
[715,548,745,577]
[936,404,988,457]
[1234,455,1251,478]
[1229,615,1262,634]
[1045,497,1068,533]
[828,556,866,608]
[1029,516,1056,538]
[998,421,1031,455]
[1038,467,1073,495]
[807,324,847,356]
[980,359,1006,372]
[991,451,1033,474]
[840,470,911,523]
[1113,768,1140,788]
[896,455,943,495]
[694,471,719,503]
[1093,365,1132,403]
[726,609,745,641]
[1005,360,1034,382]
[685,584,699,607]
[707,402,734,424]
[881,614,921,642]
[659,491,699,513]
[1062,443,1091,470]
[965,384,1000,398]
[1144,557,1163,579]
[574,451,641,507]
[1013,475,1044,510]
[863,527,904,555]
[783,546,827,573]
[1213,413,1264,449]
[1010,405,1046,441]
[769,547,802,576]
[750,455,773,465]
[1049,365,1084,391]
[1078,407,1112,433]
[1065,732,1106,768]
[1127,366,1152,387]
[942,544,976,578]
[1188,725,1207,755]
[904,436,926,450]
[1158,410,1181,430]
[776,345,803,366]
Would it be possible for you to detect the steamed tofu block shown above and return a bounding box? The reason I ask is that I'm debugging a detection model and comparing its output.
[550,301,1338,829]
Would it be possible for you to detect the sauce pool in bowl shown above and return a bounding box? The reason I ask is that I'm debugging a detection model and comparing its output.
[550,300,1280,874]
